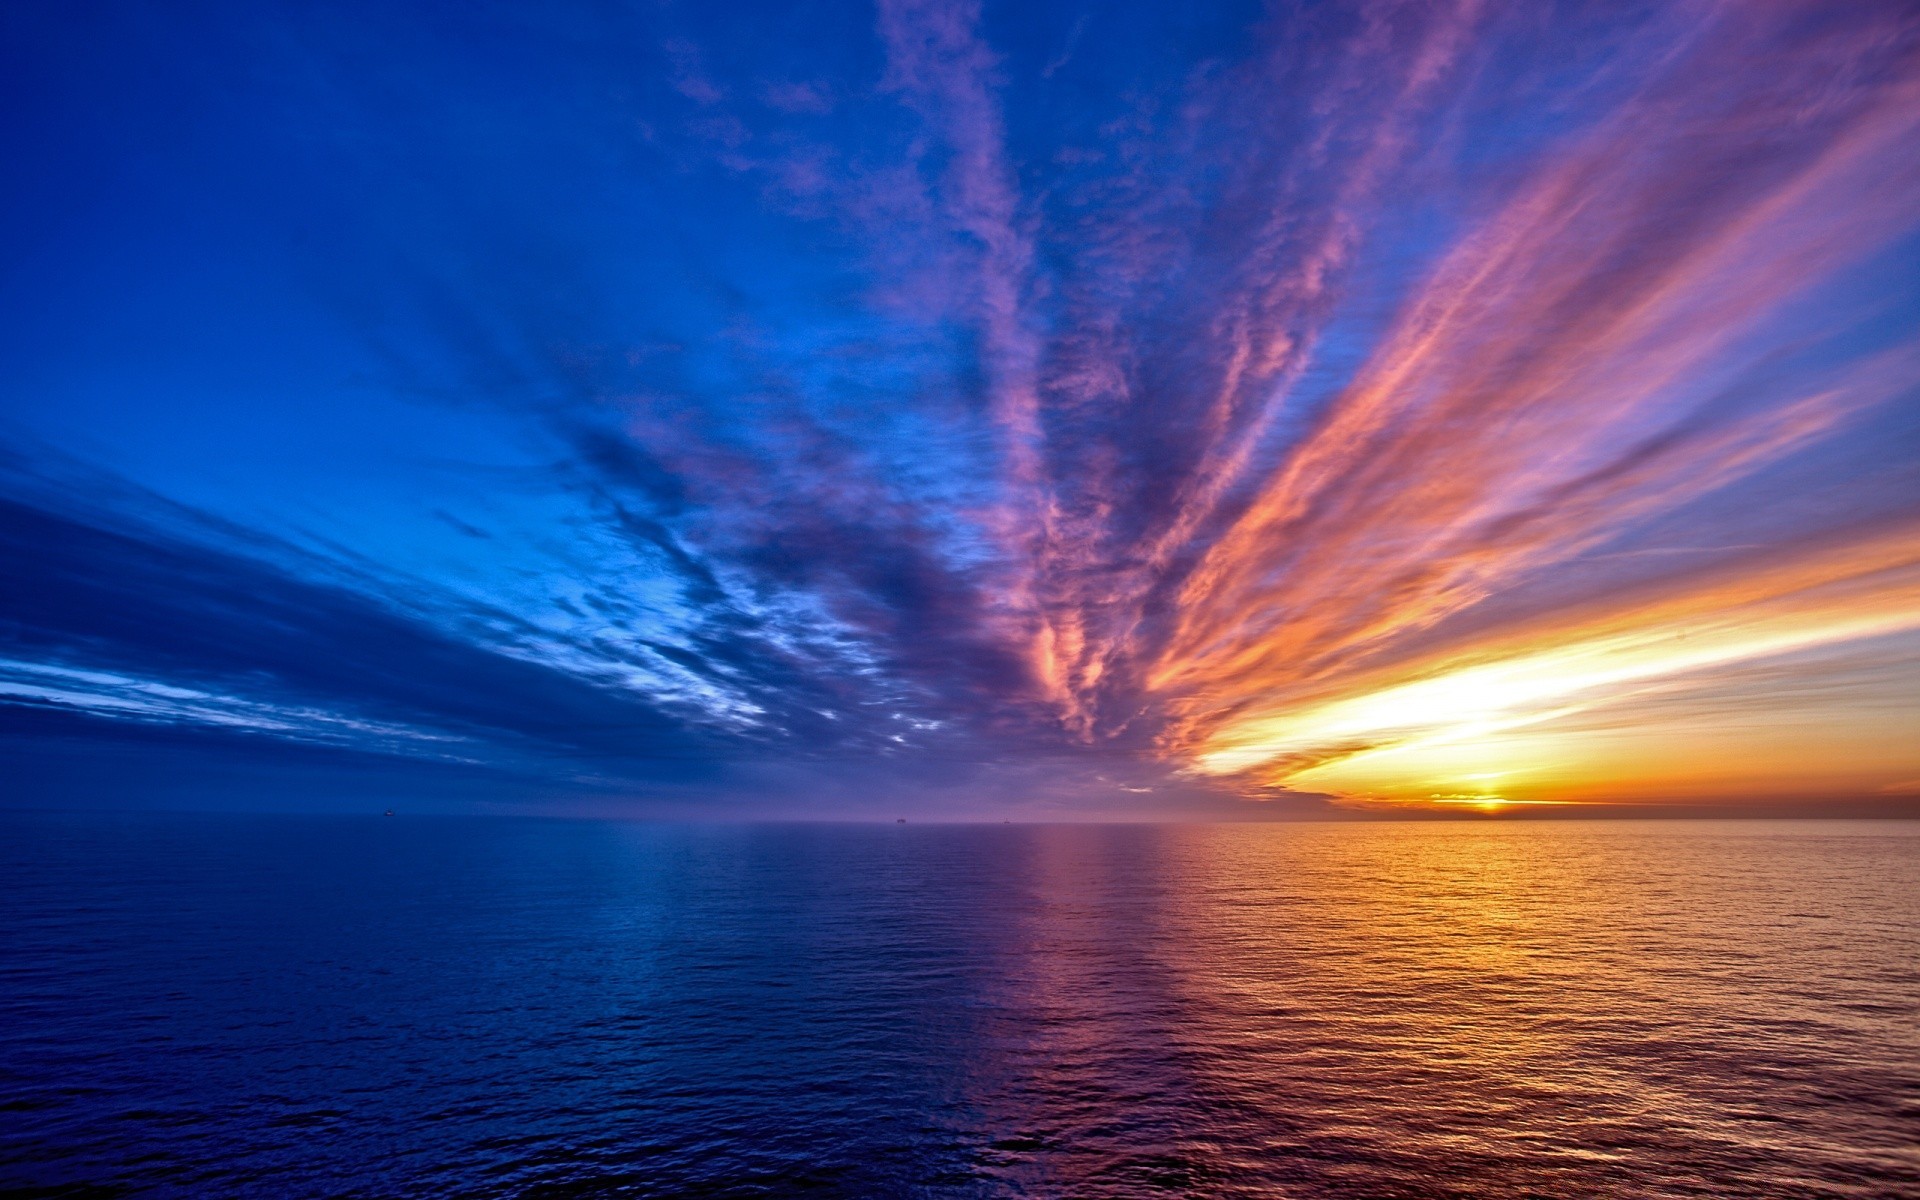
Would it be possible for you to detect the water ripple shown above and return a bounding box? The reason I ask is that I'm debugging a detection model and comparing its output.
[1,815,1916,1198]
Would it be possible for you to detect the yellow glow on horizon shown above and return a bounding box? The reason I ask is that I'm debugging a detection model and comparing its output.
[1179,523,1920,808]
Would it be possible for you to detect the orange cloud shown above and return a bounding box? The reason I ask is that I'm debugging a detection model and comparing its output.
[1084,2,1920,806]
[1179,521,1920,803]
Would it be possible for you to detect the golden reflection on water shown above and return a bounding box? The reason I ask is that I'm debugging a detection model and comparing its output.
[968,821,1920,1198]
[5,817,1915,1198]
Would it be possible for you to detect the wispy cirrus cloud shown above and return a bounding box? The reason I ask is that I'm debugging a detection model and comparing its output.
[2,0,1916,813]
[1118,1,1920,803]
[1187,519,1920,791]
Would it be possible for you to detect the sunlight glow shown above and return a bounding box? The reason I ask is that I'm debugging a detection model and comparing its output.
[1183,523,1920,807]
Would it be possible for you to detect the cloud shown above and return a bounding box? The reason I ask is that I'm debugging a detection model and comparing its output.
[3,0,1917,814]
[1187,520,1920,788]
[1128,2,1920,790]
[0,469,719,775]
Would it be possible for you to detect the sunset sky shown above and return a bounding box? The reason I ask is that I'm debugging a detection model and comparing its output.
[3,0,1916,817]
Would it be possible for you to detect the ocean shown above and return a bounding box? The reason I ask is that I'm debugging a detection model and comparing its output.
[2,813,1916,1198]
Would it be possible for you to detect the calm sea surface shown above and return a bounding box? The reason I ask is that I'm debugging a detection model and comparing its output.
[1,814,1916,1199]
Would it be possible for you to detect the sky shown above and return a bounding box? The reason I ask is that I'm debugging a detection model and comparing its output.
[2,0,1917,819]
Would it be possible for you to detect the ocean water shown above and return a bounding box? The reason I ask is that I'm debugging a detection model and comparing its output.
[1,814,1916,1199]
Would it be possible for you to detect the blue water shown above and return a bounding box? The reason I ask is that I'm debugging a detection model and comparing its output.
[2,814,1917,1198]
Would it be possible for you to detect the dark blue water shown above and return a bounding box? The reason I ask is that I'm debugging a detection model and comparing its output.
[2,814,1917,1199]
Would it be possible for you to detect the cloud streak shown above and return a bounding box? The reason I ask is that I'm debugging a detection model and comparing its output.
[2,0,1916,813]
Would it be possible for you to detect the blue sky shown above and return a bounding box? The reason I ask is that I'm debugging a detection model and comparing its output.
[4,0,1917,817]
